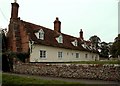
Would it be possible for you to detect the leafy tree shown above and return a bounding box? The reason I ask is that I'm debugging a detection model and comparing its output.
[99,42,109,58]
[0,29,7,52]
[89,35,101,50]
[110,34,120,57]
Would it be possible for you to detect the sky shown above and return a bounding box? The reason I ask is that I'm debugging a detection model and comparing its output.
[0,0,119,42]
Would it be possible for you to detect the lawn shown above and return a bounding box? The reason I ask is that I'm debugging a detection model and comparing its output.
[0,72,2,84]
[2,73,106,86]
[62,60,120,64]
[2,73,81,85]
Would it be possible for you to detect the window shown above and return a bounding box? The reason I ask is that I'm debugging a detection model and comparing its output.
[40,50,46,58]
[56,34,63,43]
[67,52,69,55]
[35,29,44,40]
[74,40,78,46]
[92,55,94,59]
[71,53,74,55]
[72,39,78,46]
[39,31,44,40]
[59,35,63,43]
[85,54,88,58]
[58,52,63,58]
[76,53,79,58]
[29,41,34,53]
[95,55,98,61]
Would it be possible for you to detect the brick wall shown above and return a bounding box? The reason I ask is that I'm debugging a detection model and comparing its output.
[19,22,29,53]
[12,61,120,81]
[7,20,29,53]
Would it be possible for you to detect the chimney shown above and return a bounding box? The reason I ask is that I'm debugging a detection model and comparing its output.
[11,0,19,19]
[80,29,84,40]
[54,17,61,33]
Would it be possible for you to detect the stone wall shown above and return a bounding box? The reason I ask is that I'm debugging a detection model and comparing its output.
[13,61,120,81]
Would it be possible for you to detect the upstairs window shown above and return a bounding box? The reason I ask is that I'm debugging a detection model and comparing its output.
[56,34,63,43]
[72,39,78,46]
[35,29,44,40]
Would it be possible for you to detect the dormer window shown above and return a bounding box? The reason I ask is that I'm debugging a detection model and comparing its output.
[56,34,63,43]
[72,39,78,46]
[35,29,44,40]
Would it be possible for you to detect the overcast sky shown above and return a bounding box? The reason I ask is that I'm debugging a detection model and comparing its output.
[0,0,119,42]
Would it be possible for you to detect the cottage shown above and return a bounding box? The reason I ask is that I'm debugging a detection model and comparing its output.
[7,1,99,62]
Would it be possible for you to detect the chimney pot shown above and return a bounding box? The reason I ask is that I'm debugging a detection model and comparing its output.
[80,29,84,40]
[54,17,61,33]
[11,1,19,19]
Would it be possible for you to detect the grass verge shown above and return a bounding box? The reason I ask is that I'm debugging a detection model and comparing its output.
[2,73,80,85]
[62,60,120,64]
[2,73,106,86]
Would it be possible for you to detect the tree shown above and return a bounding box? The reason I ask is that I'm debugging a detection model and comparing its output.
[0,28,8,71]
[99,42,109,58]
[110,34,120,57]
[89,35,101,50]
[0,29,7,52]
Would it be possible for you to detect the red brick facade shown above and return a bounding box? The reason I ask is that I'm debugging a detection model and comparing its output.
[7,2,29,53]
[7,20,29,53]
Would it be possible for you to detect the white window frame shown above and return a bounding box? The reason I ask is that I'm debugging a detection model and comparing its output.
[35,29,44,40]
[58,52,63,58]
[40,50,46,58]
[56,34,63,43]
[74,40,78,46]
[76,53,79,58]
[72,39,78,46]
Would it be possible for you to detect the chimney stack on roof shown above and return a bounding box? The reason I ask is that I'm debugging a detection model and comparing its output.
[11,1,19,19]
[80,29,84,40]
[54,17,61,33]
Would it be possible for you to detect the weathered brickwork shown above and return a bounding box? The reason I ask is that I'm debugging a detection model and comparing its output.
[13,61,120,81]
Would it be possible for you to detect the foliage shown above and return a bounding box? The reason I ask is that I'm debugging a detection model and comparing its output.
[110,34,120,57]
[7,52,29,62]
[99,42,109,58]
[89,35,101,50]
[16,52,29,62]
[0,29,7,53]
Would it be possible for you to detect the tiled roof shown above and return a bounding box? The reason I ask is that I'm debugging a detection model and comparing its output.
[23,21,98,53]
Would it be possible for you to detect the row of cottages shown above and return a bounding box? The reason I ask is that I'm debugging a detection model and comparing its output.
[7,1,99,62]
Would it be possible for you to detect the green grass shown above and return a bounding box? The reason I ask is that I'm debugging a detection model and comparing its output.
[2,73,81,85]
[0,72,2,84]
[2,73,105,86]
[62,60,120,64]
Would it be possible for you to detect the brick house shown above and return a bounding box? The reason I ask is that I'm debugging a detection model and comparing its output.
[7,1,99,62]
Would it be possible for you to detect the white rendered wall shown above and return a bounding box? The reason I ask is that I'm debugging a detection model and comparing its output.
[30,44,99,62]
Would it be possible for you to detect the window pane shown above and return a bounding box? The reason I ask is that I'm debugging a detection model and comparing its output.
[76,53,79,58]
[39,32,44,40]
[85,54,88,58]
[40,50,46,58]
[58,52,62,58]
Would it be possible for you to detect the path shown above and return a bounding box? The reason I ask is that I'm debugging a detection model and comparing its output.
[3,72,120,85]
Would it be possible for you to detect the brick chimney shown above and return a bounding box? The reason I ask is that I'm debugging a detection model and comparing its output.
[80,29,84,40]
[54,17,61,33]
[11,1,19,19]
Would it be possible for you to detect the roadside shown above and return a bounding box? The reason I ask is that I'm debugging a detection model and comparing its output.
[2,72,120,85]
